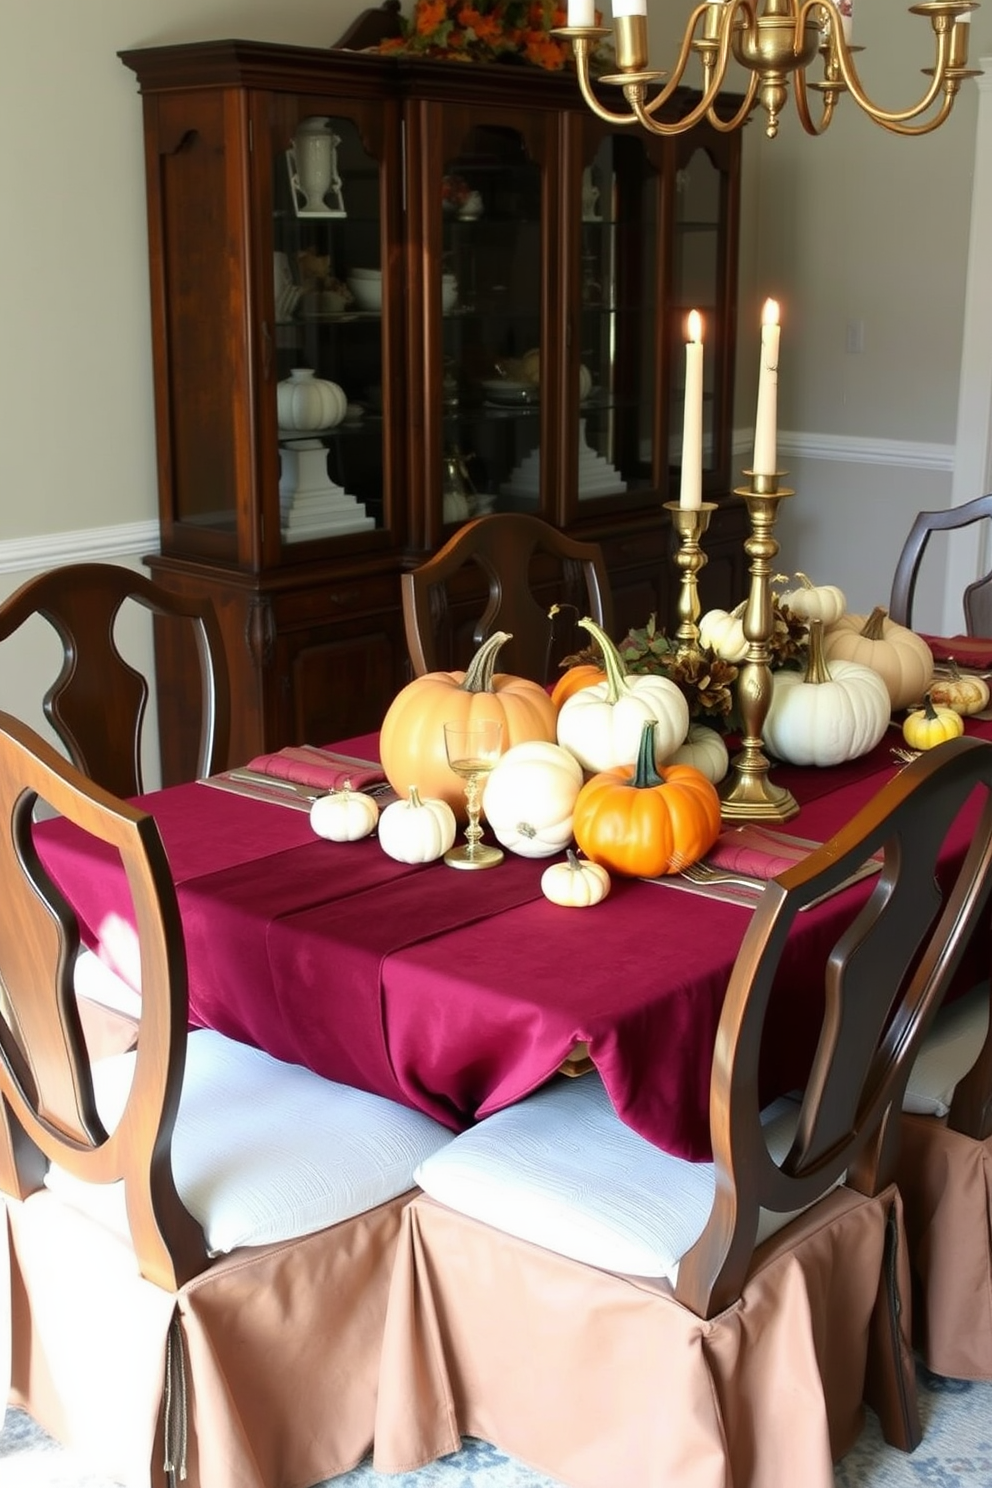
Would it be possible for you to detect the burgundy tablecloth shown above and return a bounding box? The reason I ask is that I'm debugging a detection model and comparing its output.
[35,725,992,1160]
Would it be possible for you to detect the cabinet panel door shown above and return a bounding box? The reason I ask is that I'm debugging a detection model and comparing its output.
[405,99,560,547]
[285,621,407,746]
[262,91,405,563]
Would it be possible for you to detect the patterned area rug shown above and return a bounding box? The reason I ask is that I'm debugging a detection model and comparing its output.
[2,1364,991,1486]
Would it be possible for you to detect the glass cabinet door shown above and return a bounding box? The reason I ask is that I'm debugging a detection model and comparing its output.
[434,123,544,521]
[669,145,721,489]
[269,104,390,550]
[572,130,663,514]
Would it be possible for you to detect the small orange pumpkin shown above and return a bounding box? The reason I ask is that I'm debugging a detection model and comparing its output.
[572,720,722,879]
[379,630,557,818]
[551,662,606,710]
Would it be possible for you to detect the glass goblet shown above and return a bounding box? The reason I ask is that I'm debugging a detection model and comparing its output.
[443,718,504,869]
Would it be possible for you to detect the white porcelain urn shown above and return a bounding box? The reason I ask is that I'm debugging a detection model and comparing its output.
[277,368,347,431]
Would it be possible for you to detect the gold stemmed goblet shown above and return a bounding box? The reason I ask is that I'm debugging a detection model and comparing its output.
[443,718,504,870]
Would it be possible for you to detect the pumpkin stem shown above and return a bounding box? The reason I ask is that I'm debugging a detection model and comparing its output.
[794,571,815,589]
[629,720,666,789]
[920,692,940,722]
[565,847,583,870]
[460,631,513,693]
[406,786,424,808]
[860,606,889,642]
[803,619,833,685]
[577,616,629,704]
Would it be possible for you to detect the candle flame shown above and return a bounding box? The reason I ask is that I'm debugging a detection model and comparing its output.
[762,298,780,327]
[687,309,702,343]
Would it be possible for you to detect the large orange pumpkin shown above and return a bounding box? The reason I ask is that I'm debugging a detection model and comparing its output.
[572,721,722,878]
[379,630,557,819]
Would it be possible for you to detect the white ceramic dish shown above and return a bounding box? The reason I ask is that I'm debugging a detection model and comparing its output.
[348,276,383,311]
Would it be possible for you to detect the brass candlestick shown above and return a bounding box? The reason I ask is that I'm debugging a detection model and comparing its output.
[719,472,799,823]
[665,500,716,659]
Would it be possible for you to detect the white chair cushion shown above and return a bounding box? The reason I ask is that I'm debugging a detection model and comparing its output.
[903,981,990,1118]
[45,1029,453,1256]
[414,1073,816,1283]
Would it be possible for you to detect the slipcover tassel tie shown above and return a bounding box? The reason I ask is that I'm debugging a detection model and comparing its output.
[163,1317,189,1483]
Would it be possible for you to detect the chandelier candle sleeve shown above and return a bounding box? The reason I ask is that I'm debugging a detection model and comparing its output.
[680,311,704,511]
[567,0,595,25]
[611,0,647,14]
[752,299,780,478]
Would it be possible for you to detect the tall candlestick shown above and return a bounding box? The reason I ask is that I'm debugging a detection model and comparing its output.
[680,309,703,510]
[752,298,780,478]
[568,0,595,25]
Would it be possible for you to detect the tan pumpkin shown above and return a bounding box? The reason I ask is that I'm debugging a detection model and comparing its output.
[379,630,557,818]
[822,605,934,711]
[777,571,846,626]
[928,663,990,717]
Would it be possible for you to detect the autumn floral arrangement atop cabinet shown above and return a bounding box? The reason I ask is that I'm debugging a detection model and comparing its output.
[378,0,583,69]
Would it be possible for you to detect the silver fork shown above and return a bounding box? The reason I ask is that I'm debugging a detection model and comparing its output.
[680,862,763,893]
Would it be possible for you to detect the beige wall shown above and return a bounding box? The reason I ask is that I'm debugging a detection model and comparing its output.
[1,2,989,764]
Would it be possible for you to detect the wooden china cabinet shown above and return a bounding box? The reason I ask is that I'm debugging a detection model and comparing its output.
[120,35,747,783]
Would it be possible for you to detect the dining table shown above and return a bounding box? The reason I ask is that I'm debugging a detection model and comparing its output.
[34,714,992,1163]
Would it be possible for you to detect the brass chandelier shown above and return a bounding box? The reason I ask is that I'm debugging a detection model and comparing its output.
[555,0,980,139]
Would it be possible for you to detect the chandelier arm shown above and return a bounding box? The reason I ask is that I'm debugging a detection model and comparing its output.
[635,2,731,121]
[793,63,836,136]
[802,0,954,126]
[570,38,648,127]
[706,73,762,134]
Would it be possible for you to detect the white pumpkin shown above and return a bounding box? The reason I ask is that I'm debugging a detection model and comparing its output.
[698,602,748,663]
[822,606,934,712]
[540,850,611,907]
[763,621,891,768]
[378,786,456,863]
[777,571,846,626]
[309,785,379,842]
[555,616,689,774]
[482,739,584,858]
[665,723,729,784]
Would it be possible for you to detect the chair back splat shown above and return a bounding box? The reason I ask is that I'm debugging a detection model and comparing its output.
[0,561,230,795]
[680,734,992,1318]
[402,513,614,681]
[889,493,992,636]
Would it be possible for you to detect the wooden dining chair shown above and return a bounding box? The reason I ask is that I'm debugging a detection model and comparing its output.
[0,561,231,798]
[401,512,614,682]
[889,493,992,635]
[0,710,453,1488]
[896,963,992,1378]
[372,737,992,1488]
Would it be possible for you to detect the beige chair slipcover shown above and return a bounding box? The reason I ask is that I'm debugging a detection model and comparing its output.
[373,1187,914,1488]
[3,1187,410,1488]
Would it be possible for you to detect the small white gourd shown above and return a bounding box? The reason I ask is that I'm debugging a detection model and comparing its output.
[665,723,729,784]
[378,786,457,864]
[764,621,891,768]
[309,783,379,842]
[777,572,847,627]
[698,602,749,663]
[540,850,611,908]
